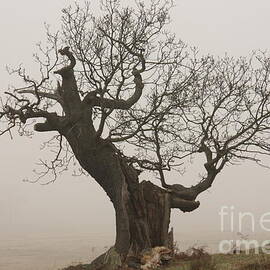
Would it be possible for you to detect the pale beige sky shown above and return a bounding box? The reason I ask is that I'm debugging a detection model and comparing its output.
[0,0,270,242]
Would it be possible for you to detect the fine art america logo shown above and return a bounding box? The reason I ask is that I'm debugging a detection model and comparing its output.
[218,206,270,254]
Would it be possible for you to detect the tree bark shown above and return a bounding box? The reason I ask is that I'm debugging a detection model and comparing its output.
[62,124,174,268]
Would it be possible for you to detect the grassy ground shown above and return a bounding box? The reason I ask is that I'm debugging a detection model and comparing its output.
[166,253,270,270]
[63,250,270,270]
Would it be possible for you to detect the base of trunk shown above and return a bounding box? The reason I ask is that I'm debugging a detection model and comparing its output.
[68,244,174,270]
[88,247,122,270]
[63,181,176,270]
[80,181,174,270]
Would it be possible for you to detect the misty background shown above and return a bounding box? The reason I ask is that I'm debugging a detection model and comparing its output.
[1,0,270,269]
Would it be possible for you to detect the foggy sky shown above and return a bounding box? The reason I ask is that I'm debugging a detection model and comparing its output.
[1,0,270,244]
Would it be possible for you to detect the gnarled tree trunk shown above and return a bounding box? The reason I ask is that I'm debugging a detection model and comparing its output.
[63,126,199,268]
[66,130,171,254]
[34,48,200,269]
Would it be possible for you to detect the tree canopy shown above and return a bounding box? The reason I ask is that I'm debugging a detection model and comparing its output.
[1,1,270,194]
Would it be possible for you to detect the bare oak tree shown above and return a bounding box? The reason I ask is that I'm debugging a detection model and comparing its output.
[2,1,270,268]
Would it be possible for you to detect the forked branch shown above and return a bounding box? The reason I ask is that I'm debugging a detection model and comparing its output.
[83,67,144,110]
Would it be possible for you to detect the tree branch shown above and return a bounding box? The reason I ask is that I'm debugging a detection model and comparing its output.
[53,47,81,116]
[170,195,200,212]
[4,105,62,132]
[54,46,76,77]
[83,68,144,110]
[16,88,63,104]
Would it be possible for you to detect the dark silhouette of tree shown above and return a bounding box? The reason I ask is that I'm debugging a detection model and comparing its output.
[1,1,270,268]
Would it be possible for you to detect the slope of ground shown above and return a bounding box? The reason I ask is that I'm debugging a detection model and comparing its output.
[62,252,270,270]
[167,253,270,270]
